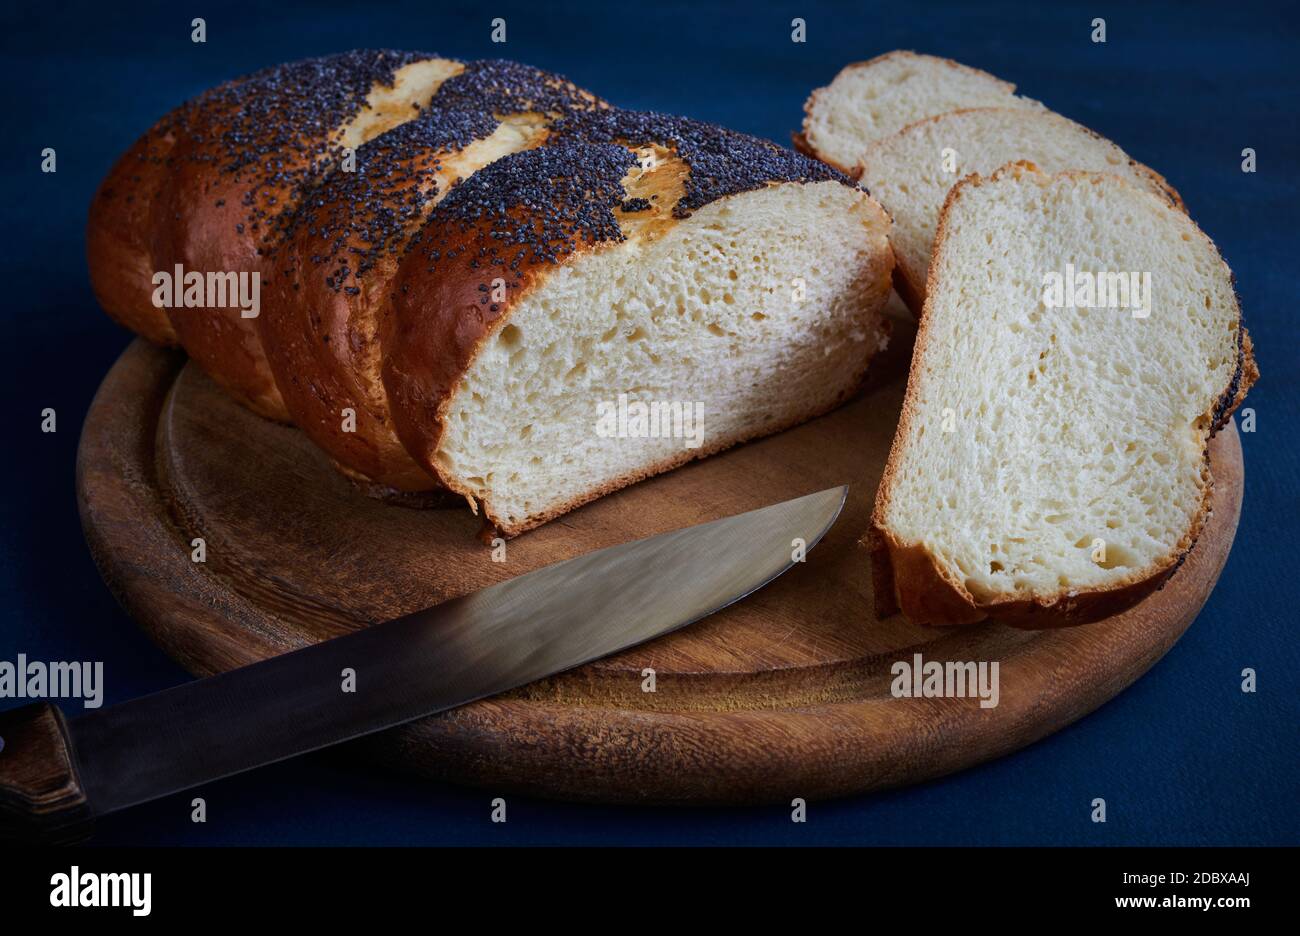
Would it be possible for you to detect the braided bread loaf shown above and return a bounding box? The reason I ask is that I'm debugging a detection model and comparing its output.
[88,50,466,419]
[88,52,894,536]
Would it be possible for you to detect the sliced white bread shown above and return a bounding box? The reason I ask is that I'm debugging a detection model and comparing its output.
[871,163,1256,627]
[860,108,1183,311]
[798,51,1044,175]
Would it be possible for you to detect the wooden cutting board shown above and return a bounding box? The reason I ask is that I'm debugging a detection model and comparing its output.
[76,327,1244,805]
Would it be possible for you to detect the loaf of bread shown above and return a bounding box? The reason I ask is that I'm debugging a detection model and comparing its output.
[88,52,896,535]
[870,164,1256,627]
[798,51,1044,176]
[88,50,466,419]
[859,108,1182,311]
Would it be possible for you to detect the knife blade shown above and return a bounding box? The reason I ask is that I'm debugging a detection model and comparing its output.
[0,486,846,833]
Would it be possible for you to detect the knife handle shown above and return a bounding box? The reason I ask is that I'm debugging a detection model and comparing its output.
[0,703,93,843]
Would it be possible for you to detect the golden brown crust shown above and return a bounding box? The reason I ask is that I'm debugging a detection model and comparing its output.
[870,162,1254,627]
[150,155,289,419]
[871,520,1187,628]
[259,249,437,487]
[90,51,450,422]
[86,122,181,346]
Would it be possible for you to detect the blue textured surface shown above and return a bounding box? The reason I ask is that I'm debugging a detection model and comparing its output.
[1,0,1296,845]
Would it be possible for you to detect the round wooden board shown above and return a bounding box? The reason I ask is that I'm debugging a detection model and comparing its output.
[77,332,1244,805]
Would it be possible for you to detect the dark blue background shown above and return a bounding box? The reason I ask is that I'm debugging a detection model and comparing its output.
[2,0,1296,845]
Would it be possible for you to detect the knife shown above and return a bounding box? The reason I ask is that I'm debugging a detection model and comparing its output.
[0,486,847,841]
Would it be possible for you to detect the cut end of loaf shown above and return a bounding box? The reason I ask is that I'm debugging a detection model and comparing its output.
[873,164,1252,627]
[390,173,893,537]
[380,112,893,535]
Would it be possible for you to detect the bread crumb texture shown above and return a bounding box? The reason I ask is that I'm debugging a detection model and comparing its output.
[877,166,1249,613]
[802,51,1044,173]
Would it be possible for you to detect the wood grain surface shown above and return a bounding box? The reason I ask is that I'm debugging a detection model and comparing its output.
[0,703,92,842]
[76,324,1244,805]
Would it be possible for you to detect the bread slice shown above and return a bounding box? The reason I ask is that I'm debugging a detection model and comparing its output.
[798,51,1044,176]
[383,112,894,536]
[871,164,1256,627]
[260,60,604,492]
[860,108,1183,311]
